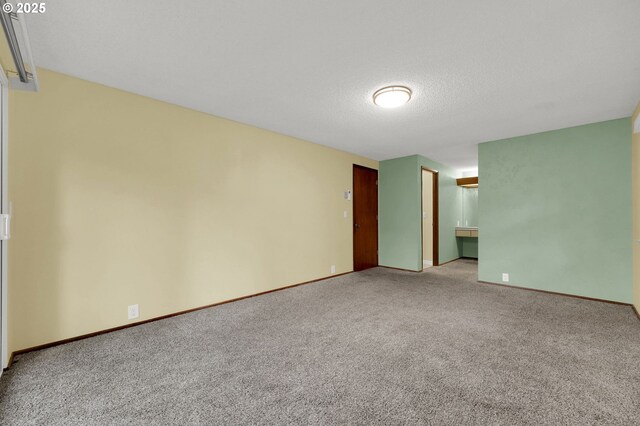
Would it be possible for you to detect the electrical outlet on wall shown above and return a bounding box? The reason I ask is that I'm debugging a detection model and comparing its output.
[502,273,509,283]
[331,265,336,274]
[128,304,139,320]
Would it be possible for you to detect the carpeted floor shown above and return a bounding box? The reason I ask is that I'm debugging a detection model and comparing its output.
[0,259,639,425]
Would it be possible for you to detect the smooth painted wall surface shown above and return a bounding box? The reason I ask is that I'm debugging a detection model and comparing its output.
[479,118,632,303]
[633,103,640,312]
[379,155,460,271]
[460,238,478,259]
[8,69,377,353]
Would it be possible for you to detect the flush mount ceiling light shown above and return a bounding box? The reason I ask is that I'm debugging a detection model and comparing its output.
[372,85,412,108]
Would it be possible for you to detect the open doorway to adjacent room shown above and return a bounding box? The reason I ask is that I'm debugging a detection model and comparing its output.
[421,167,438,269]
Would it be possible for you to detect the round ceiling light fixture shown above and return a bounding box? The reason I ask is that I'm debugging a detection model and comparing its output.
[372,85,412,108]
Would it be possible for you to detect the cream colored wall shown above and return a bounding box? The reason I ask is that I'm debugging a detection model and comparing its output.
[8,68,377,353]
[633,102,640,313]
[421,170,433,265]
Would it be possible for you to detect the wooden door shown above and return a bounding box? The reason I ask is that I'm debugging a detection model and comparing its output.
[353,165,378,271]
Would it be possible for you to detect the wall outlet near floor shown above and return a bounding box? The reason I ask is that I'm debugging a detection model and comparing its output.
[331,265,336,274]
[502,273,509,283]
[127,304,139,320]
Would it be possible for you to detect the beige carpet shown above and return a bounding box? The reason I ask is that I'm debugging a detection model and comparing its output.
[1,259,638,425]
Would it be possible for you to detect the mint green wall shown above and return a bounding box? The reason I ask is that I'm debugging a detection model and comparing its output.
[459,238,478,258]
[379,156,421,270]
[379,155,461,271]
[478,118,632,303]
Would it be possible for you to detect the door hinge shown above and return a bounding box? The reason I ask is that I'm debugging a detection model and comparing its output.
[0,214,10,240]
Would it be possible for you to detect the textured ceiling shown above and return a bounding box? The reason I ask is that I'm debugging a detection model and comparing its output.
[25,1,640,170]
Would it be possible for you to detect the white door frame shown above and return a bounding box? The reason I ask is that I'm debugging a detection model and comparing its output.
[0,62,8,371]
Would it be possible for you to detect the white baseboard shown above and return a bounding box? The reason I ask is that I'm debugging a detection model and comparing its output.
[423,260,433,267]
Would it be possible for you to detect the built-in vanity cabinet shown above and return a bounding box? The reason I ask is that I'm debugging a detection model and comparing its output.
[455,228,478,238]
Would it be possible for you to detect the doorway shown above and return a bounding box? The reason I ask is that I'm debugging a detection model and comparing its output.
[353,165,378,271]
[421,168,439,269]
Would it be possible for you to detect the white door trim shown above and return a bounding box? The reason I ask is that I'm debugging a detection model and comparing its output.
[0,62,8,371]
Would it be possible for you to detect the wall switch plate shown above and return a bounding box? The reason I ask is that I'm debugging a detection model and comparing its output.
[344,191,351,201]
[331,265,336,274]
[502,273,509,283]
[128,304,139,320]
[343,210,347,218]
